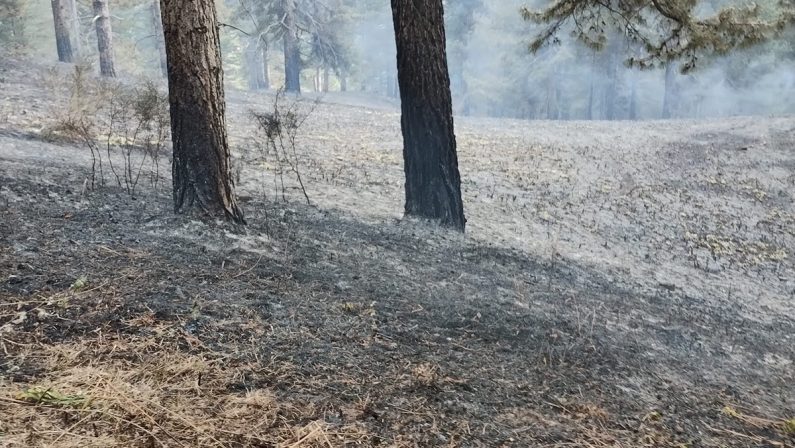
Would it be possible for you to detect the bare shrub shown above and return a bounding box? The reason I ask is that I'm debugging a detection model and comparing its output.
[46,65,169,196]
[249,89,317,205]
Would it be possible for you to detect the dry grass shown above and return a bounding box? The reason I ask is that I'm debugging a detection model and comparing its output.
[0,331,374,447]
[0,291,373,448]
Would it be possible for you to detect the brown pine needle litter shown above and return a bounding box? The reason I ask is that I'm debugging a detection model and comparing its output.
[0,331,371,447]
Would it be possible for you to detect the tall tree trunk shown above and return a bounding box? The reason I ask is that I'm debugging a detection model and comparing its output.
[339,72,347,91]
[322,66,329,92]
[50,0,73,63]
[92,0,115,77]
[150,0,167,77]
[244,37,265,90]
[282,0,300,93]
[662,62,677,119]
[261,38,270,89]
[391,0,465,231]
[159,0,244,223]
[68,0,81,56]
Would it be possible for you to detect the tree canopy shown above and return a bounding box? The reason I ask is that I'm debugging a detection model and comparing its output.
[523,0,795,71]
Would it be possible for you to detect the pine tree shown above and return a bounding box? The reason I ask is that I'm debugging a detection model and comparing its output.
[523,0,793,72]
[392,0,466,230]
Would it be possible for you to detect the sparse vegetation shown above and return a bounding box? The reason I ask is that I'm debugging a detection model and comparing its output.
[249,89,317,205]
[44,65,169,196]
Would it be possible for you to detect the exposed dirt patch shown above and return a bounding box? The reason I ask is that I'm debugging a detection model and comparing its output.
[1,57,794,447]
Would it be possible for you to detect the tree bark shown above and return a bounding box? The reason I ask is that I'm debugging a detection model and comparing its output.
[92,0,115,77]
[322,66,330,92]
[159,0,244,223]
[391,0,465,231]
[282,0,300,93]
[50,0,73,63]
[150,0,168,77]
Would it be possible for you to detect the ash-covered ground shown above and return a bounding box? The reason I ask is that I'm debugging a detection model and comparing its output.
[1,58,793,447]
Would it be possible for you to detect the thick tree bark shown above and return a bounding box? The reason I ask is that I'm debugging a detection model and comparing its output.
[68,0,81,56]
[50,0,73,63]
[322,66,330,92]
[391,0,465,231]
[159,0,244,223]
[150,0,167,77]
[92,0,115,77]
[282,0,300,93]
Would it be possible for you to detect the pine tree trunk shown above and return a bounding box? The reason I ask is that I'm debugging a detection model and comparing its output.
[391,0,465,231]
[159,0,244,223]
[68,0,81,56]
[245,37,265,90]
[50,0,73,63]
[282,0,300,93]
[150,0,167,77]
[261,38,270,89]
[92,0,115,77]
[662,62,677,119]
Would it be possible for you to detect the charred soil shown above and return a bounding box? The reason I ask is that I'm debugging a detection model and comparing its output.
[1,58,794,447]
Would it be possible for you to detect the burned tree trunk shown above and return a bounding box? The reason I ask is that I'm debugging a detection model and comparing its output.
[159,0,244,223]
[391,0,465,231]
[283,0,300,93]
[92,0,115,77]
[150,0,167,77]
[50,0,73,63]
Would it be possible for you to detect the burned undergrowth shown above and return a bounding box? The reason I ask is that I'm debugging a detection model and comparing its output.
[1,58,794,447]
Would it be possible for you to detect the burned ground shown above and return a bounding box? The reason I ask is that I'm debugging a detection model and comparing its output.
[1,58,794,447]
